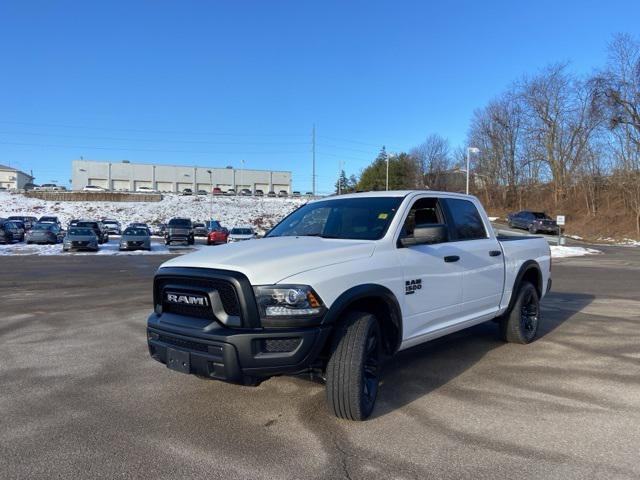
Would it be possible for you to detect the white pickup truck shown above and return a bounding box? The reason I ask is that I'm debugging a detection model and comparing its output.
[147,191,551,420]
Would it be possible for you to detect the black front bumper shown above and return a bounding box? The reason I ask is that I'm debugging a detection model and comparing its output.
[147,314,331,385]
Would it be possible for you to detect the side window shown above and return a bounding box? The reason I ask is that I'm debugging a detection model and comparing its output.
[445,198,487,241]
[400,197,446,238]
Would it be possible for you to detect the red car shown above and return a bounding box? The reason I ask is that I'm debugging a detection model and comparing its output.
[206,221,229,245]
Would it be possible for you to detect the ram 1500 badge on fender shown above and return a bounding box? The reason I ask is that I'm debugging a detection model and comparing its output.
[147,191,551,420]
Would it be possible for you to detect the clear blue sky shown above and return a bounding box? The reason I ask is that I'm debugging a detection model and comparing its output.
[1,0,638,193]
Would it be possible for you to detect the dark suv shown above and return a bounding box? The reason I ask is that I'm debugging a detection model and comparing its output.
[165,218,194,245]
[507,211,559,234]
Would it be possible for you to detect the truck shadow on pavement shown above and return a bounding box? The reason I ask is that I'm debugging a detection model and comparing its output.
[372,291,595,419]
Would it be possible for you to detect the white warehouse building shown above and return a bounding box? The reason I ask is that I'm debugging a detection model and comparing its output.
[71,159,292,194]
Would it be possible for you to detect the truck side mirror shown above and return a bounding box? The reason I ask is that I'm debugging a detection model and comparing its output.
[400,224,448,247]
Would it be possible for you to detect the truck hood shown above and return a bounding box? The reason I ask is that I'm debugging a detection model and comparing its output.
[160,236,376,284]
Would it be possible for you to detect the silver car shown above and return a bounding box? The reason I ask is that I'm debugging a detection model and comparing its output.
[119,227,151,251]
[26,223,64,244]
[63,227,99,252]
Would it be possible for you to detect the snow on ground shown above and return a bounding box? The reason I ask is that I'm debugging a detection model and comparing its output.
[550,245,601,258]
[0,239,207,256]
[488,216,499,222]
[0,191,306,234]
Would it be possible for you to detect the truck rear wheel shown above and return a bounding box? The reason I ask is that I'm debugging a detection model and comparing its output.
[499,281,540,344]
[325,311,381,421]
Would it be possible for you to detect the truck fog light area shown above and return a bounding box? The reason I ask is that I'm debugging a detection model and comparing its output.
[154,303,163,315]
[265,306,321,316]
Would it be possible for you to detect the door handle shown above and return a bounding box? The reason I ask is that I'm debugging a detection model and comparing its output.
[444,255,460,263]
[489,250,502,257]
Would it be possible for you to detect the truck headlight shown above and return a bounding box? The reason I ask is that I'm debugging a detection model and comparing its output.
[253,285,325,326]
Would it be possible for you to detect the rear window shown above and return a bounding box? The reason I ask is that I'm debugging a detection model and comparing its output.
[69,228,94,236]
[231,228,253,235]
[77,222,97,228]
[445,199,487,241]
[169,219,191,227]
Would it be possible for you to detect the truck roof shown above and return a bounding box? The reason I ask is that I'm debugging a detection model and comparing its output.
[313,190,477,201]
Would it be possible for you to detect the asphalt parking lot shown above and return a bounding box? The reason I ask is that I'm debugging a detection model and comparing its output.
[2,246,640,479]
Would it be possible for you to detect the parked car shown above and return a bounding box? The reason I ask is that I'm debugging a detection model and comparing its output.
[119,227,151,251]
[38,216,61,226]
[146,191,552,420]
[305,192,314,197]
[26,223,64,244]
[76,220,109,244]
[83,185,107,192]
[212,187,223,195]
[36,183,63,191]
[165,218,194,245]
[6,220,25,241]
[507,211,559,234]
[7,215,37,230]
[0,222,18,244]
[227,226,256,242]
[192,222,208,237]
[226,188,236,196]
[101,219,122,235]
[278,190,288,198]
[181,188,193,196]
[136,186,158,193]
[254,189,264,197]
[267,190,277,198]
[240,188,252,196]
[63,227,99,252]
[197,190,208,196]
[292,191,301,198]
[206,220,229,245]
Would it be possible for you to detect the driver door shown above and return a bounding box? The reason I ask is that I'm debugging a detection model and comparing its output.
[395,196,463,345]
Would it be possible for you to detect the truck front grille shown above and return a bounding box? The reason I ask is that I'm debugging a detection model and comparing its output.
[156,276,241,319]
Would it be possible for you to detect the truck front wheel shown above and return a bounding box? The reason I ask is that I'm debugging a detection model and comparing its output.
[325,311,381,421]
[499,281,540,344]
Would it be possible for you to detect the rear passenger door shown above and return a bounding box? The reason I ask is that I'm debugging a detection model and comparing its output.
[444,198,504,321]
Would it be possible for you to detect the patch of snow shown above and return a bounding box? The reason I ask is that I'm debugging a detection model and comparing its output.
[0,192,306,236]
[550,246,601,258]
[566,234,583,240]
[0,240,207,256]
[488,217,499,222]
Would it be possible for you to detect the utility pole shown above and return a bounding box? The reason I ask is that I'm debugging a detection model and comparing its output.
[312,124,316,196]
[207,169,213,223]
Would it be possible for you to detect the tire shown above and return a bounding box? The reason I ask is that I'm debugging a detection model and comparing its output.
[529,224,537,234]
[325,311,381,421]
[189,236,195,245]
[499,281,540,344]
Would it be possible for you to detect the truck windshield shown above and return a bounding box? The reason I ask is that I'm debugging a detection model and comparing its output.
[267,197,403,240]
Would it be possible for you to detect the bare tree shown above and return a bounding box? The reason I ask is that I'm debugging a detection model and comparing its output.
[519,64,602,205]
[592,34,640,233]
[411,134,451,189]
[468,91,524,205]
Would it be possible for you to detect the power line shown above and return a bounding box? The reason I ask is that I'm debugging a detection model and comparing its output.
[0,140,308,155]
[0,130,309,146]
[0,120,308,137]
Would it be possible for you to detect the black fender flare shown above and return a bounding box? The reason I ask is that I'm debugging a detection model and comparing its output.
[322,284,403,354]
[507,260,542,313]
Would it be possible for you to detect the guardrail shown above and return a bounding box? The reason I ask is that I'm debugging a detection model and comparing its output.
[24,191,163,202]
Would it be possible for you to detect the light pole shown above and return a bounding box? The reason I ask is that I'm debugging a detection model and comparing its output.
[206,169,213,224]
[466,147,480,195]
[239,160,245,193]
[385,154,389,191]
